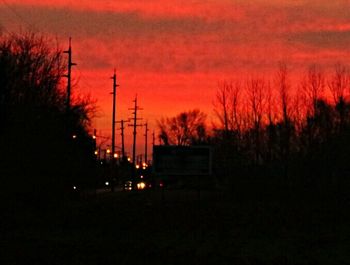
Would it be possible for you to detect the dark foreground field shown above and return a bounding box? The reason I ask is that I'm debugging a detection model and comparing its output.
[1,187,350,265]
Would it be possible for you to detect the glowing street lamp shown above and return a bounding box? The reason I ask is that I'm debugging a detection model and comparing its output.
[142,162,147,169]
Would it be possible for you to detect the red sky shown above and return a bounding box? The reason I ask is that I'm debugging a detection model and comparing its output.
[1,0,350,158]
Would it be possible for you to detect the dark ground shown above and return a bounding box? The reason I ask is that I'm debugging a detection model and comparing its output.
[1,186,349,265]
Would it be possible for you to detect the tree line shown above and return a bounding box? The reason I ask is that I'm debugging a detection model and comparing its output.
[158,63,350,196]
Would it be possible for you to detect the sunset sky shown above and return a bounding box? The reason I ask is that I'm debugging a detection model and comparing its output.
[1,0,350,157]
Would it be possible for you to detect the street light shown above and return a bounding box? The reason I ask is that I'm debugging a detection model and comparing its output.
[142,162,147,169]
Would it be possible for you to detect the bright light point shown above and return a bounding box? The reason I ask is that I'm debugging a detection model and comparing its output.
[94,151,98,155]
[114,153,118,158]
[137,182,146,190]
[124,181,132,191]
[142,162,147,167]
[73,186,77,190]
[100,161,103,165]
[106,149,111,154]
[92,135,96,139]
[140,175,144,179]
[142,166,146,170]
[136,165,140,169]
[127,157,131,162]
[105,181,109,186]
[72,135,77,139]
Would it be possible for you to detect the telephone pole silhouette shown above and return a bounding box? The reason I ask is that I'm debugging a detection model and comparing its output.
[116,119,128,161]
[143,122,149,164]
[152,130,155,147]
[63,37,76,111]
[110,69,118,192]
[128,96,143,187]
[93,129,97,153]
[110,69,118,161]
[152,130,156,160]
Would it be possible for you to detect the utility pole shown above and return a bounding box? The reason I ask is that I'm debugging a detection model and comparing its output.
[144,122,149,164]
[93,128,97,155]
[63,37,76,111]
[128,96,143,187]
[116,119,128,161]
[152,130,155,147]
[152,130,156,164]
[110,69,118,161]
[110,69,118,192]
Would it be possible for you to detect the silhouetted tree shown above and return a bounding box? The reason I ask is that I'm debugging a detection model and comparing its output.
[0,32,96,201]
[275,63,294,178]
[157,109,207,146]
[302,64,325,116]
[246,77,266,164]
[214,81,230,135]
[214,81,242,137]
[265,82,279,162]
[328,64,350,131]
